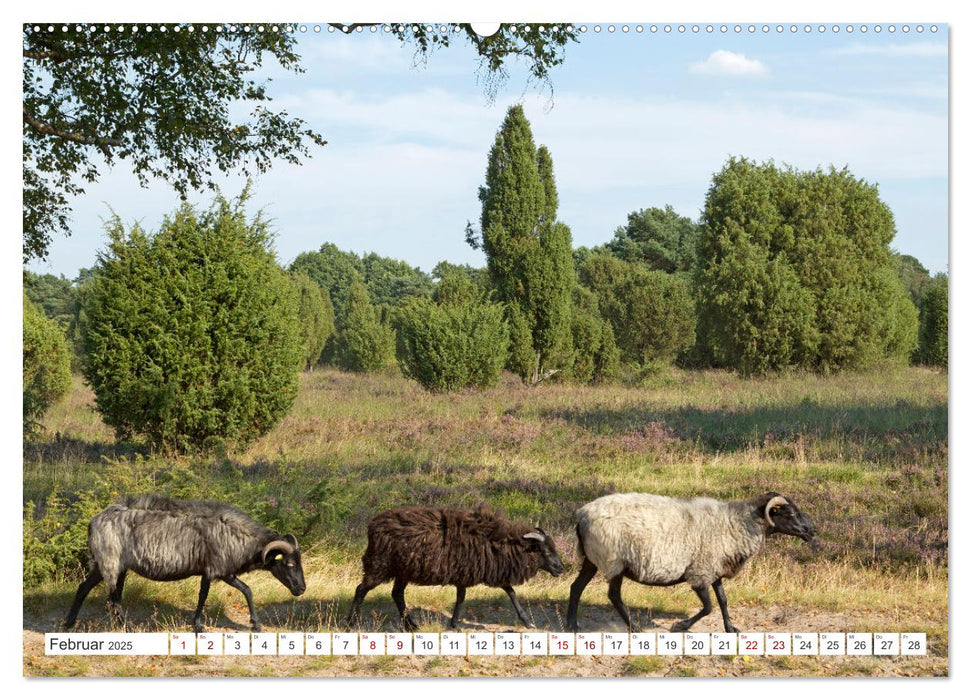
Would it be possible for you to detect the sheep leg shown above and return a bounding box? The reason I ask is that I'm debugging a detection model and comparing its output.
[192,577,211,633]
[391,578,418,631]
[347,573,383,626]
[607,574,634,631]
[64,568,104,628]
[502,585,534,629]
[566,557,598,632]
[449,585,467,628]
[712,579,739,633]
[671,584,713,632]
[223,575,261,632]
[107,571,127,628]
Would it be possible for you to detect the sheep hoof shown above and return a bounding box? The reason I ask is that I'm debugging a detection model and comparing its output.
[251,623,262,633]
[726,625,740,634]
[402,616,419,632]
[670,621,691,632]
[193,622,205,634]
[524,622,536,630]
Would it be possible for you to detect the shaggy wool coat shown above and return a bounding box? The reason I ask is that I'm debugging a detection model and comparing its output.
[89,495,280,584]
[361,505,545,587]
[575,493,767,588]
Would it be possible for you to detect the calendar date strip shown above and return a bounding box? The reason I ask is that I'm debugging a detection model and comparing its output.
[44,631,928,657]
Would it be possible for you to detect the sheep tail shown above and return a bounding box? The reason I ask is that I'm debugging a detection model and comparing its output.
[575,522,586,560]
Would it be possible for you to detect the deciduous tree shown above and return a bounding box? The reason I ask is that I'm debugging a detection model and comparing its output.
[23,23,578,262]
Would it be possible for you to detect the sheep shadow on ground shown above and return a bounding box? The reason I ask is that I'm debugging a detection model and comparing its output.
[335,592,692,634]
[23,584,324,635]
[25,586,701,635]
[24,587,213,634]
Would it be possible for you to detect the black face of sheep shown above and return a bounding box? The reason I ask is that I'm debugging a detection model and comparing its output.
[347,506,563,631]
[62,496,307,633]
[263,534,307,595]
[762,494,817,543]
[567,491,817,635]
[528,528,565,576]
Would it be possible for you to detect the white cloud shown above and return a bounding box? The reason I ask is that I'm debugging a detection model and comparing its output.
[689,50,769,76]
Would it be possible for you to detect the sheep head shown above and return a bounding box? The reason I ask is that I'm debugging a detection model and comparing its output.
[524,528,564,576]
[760,493,817,543]
[263,534,307,595]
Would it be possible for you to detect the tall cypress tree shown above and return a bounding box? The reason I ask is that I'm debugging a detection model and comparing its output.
[475,105,574,383]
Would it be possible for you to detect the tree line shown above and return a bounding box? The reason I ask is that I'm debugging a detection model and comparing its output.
[24,105,948,452]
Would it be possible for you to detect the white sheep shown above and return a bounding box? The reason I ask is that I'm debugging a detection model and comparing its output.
[566,492,816,633]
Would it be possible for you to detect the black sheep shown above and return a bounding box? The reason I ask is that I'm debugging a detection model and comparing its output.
[347,505,564,629]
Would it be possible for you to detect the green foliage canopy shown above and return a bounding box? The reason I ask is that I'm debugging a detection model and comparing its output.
[569,284,621,383]
[432,260,492,297]
[23,271,74,328]
[577,252,696,369]
[361,252,434,308]
[290,243,365,323]
[605,205,701,273]
[23,26,325,262]
[80,194,302,452]
[895,253,932,307]
[291,244,432,316]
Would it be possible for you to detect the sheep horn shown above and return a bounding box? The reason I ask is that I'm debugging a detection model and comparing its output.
[262,538,295,564]
[764,496,789,527]
[523,531,545,542]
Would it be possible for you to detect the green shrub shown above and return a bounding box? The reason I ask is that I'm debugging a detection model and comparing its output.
[337,280,396,372]
[396,275,509,392]
[80,193,302,453]
[570,285,621,383]
[291,271,335,369]
[577,252,695,371]
[916,274,948,367]
[23,491,103,587]
[696,158,918,373]
[23,293,72,434]
[612,269,696,365]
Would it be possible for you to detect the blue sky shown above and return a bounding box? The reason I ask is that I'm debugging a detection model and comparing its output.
[26,23,949,279]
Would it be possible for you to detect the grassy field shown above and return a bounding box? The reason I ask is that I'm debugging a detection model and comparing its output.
[22,366,949,677]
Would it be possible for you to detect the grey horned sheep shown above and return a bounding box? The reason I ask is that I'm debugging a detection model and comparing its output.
[566,492,816,633]
[64,495,306,632]
[347,504,564,630]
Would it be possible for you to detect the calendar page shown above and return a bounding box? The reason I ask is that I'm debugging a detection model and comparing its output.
[20,4,949,680]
